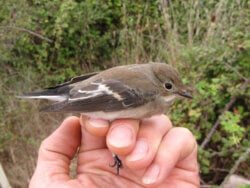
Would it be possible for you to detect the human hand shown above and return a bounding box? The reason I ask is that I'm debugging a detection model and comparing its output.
[30,115,199,188]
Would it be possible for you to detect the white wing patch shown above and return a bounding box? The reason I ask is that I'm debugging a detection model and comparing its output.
[17,95,67,102]
[69,82,123,101]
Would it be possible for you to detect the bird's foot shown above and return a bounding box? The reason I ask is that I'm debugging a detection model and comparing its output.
[109,153,123,175]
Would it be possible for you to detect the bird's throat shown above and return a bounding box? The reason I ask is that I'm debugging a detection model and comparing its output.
[163,95,176,103]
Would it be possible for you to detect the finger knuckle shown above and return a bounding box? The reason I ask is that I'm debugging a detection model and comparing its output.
[177,127,196,145]
[152,114,173,132]
[39,139,49,153]
[161,114,173,128]
[64,116,79,123]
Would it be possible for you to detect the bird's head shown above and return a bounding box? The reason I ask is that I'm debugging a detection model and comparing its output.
[151,63,193,104]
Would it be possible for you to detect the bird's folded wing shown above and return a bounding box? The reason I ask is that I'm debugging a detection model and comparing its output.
[40,79,158,112]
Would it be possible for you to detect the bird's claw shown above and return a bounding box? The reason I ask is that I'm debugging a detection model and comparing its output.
[109,154,123,175]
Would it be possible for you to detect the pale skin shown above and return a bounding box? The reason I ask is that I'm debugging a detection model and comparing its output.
[29,115,200,188]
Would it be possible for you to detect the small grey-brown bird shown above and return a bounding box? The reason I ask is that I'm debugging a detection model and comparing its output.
[18,62,193,174]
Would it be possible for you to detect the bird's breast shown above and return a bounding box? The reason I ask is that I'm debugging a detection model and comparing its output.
[81,99,167,121]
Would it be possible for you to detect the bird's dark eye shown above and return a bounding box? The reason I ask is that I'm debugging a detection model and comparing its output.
[165,83,172,90]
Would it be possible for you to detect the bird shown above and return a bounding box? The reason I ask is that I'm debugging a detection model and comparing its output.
[17,62,193,175]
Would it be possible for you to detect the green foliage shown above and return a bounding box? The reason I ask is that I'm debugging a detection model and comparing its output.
[0,0,249,185]
[198,146,211,174]
[221,111,245,146]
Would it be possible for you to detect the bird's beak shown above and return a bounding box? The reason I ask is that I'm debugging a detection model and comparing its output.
[178,91,193,99]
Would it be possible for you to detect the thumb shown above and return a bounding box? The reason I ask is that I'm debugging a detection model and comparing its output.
[30,116,81,187]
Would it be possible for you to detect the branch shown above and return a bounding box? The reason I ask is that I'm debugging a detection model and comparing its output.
[211,148,239,157]
[201,79,250,149]
[220,148,250,187]
[222,62,248,81]
[0,25,53,43]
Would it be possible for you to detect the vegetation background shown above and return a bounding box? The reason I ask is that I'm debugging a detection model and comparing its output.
[0,0,249,187]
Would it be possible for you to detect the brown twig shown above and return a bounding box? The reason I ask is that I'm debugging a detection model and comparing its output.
[210,168,229,172]
[222,58,248,81]
[0,25,53,43]
[201,79,250,149]
[211,148,239,157]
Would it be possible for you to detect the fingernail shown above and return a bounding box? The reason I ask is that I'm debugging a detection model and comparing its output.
[88,118,109,128]
[142,164,160,184]
[109,125,133,148]
[127,139,148,161]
